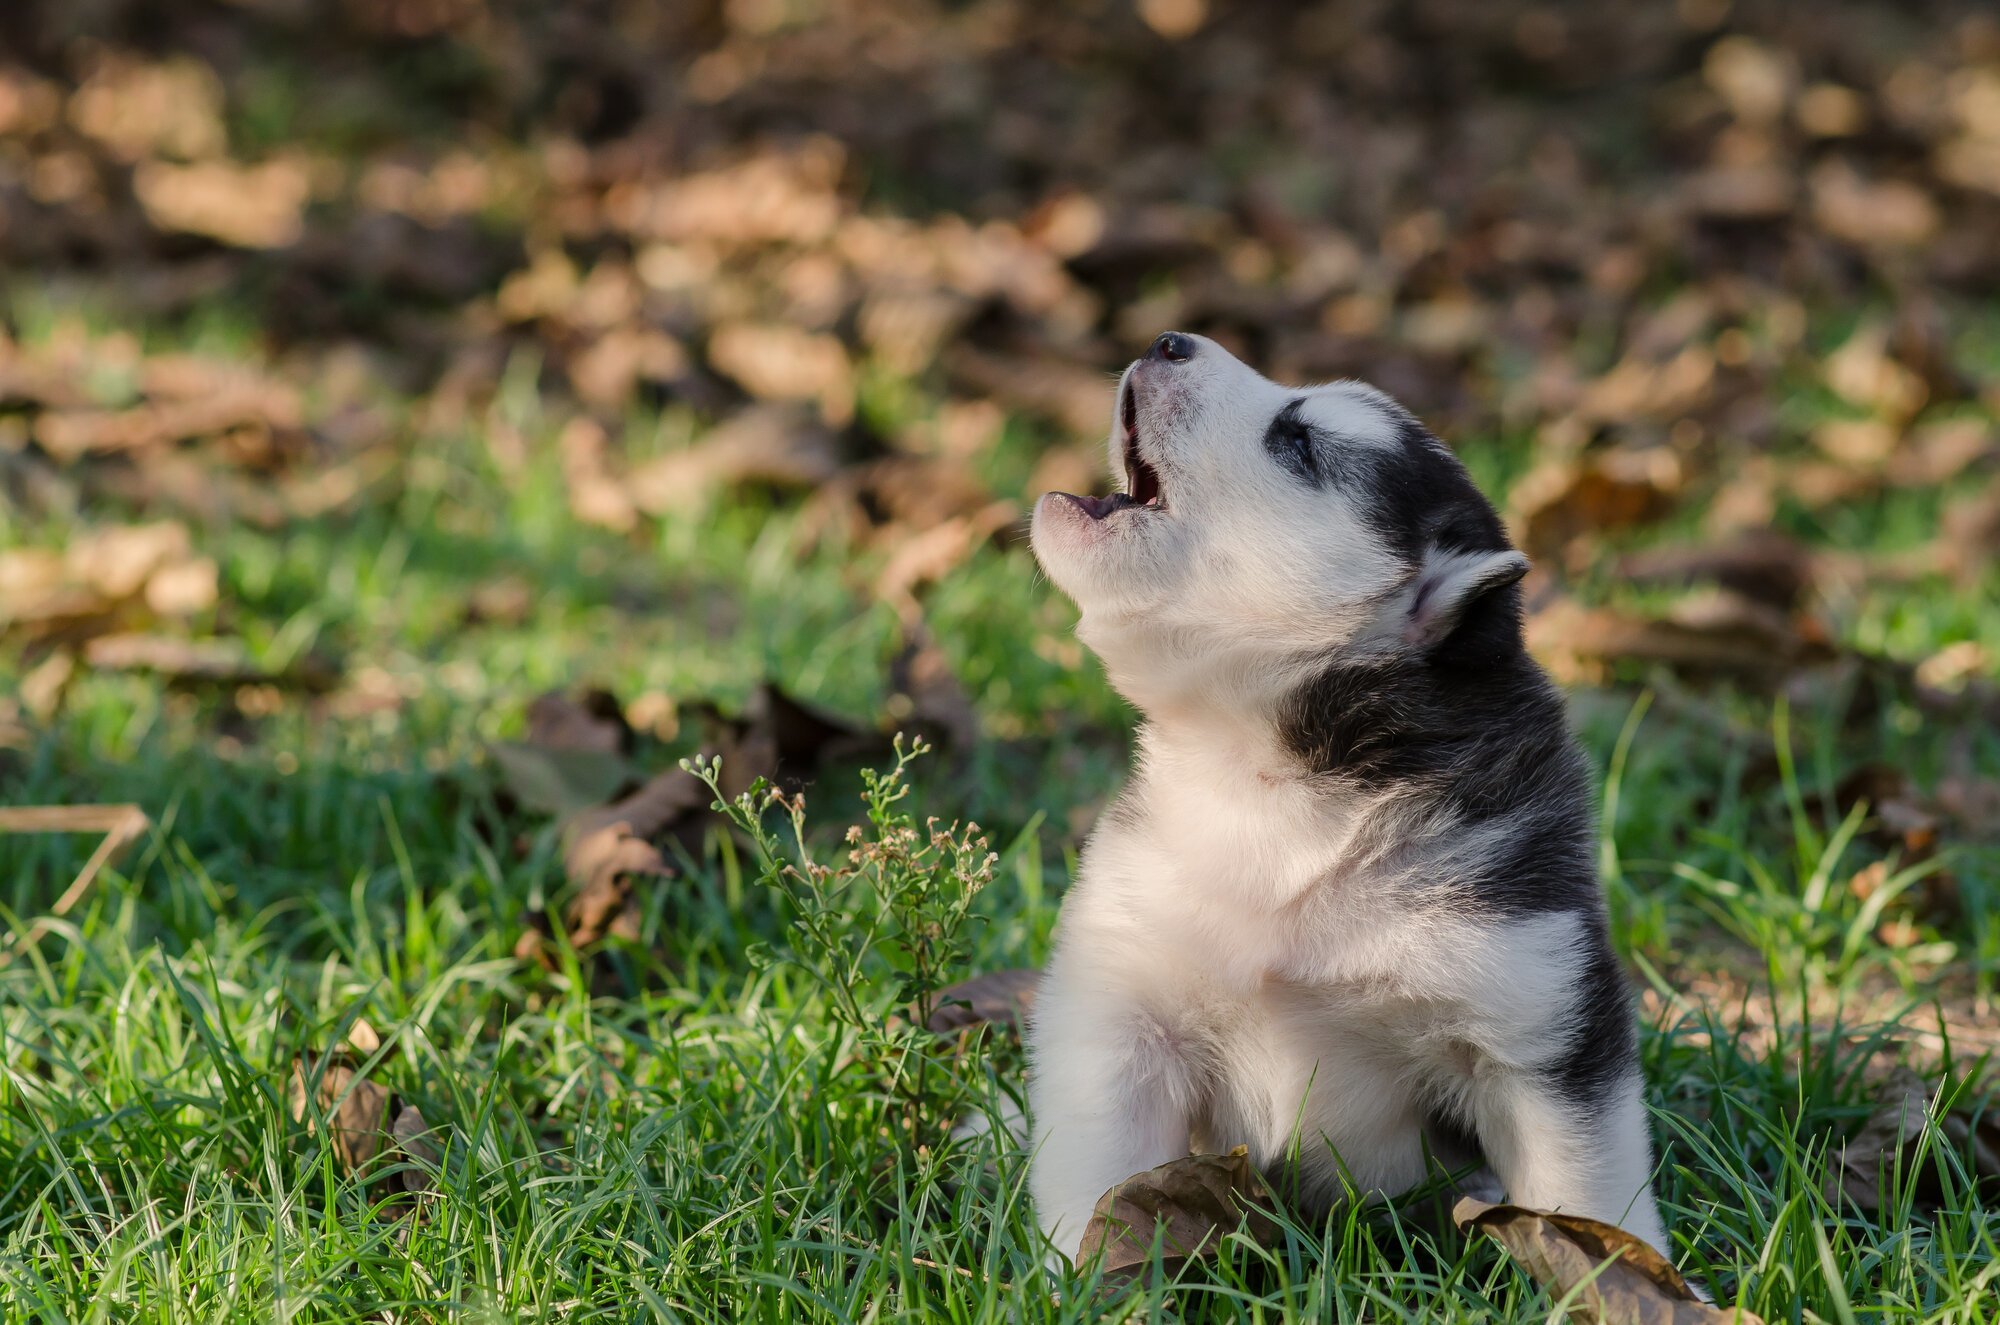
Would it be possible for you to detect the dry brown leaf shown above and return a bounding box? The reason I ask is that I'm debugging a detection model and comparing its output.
[568,326,690,408]
[558,416,638,533]
[390,1105,442,1195]
[1077,1147,1281,1281]
[1681,164,1793,220]
[873,503,1017,612]
[1136,0,1208,41]
[466,574,535,626]
[0,550,88,627]
[527,690,630,754]
[944,347,1117,439]
[1826,1067,1932,1210]
[1824,322,1927,421]
[1510,451,1680,566]
[487,740,634,819]
[1827,765,1960,925]
[717,681,884,793]
[1932,488,2000,586]
[922,968,1040,1038]
[1527,593,1831,685]
[343,1017,384,1057]
[627,407,842,516]
[288,1056,394,1170]
[19,651,76,721]
[1703,36,1794,126]
[1614,533,1813,612]
[1886,419,1994,487]
[1455,1197,1755,1323]
[705,322,853,423]
[289,1051,443,1201]
[504,681,873,968]
[143,556,219,616]
[0,802,150,921]
[82,633,336,691]
[565,766,711,849]
[559,819,675,949]
[34,392,302,462]
[134,157,311,250]
[1811,161,1939,249]
[68,53,226,162]
[66,522,192,600]
[0,524,221,643]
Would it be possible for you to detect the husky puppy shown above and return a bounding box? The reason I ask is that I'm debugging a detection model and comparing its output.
[1025,332,1671,1262]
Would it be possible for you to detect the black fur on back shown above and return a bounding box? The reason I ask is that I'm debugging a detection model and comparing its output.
[1275,409,1636,1110]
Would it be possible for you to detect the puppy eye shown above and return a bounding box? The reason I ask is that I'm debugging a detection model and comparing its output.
[1264,400,1323,483]
[1280,419,1317,471]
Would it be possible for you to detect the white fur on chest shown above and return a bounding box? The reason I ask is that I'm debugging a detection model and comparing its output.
[1044,744,1590,1199]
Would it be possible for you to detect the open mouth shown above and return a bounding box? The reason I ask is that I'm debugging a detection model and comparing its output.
[1053,378,1167,522]
[1120,380,1164,508]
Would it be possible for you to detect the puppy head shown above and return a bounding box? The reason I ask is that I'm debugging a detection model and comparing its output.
[1030,333,1527,712]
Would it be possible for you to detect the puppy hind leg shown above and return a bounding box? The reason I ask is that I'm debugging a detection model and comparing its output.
[1472,1070,1671,1258]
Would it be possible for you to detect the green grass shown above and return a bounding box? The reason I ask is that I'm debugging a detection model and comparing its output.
[3,298,1999,1322]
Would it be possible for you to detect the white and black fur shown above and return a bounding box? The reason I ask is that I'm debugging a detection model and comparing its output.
[1025,332,1671,1264]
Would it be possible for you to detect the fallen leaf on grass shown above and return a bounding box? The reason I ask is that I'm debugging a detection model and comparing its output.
[527,689,629,754]
[0,802,151,927]
[558,416,639,533]
[487,741,635,819]
[289,1055,393,1169]
[1615,532,1814,612]
[921,968,1040,1038]
[34,386,303,464]
[1527,592,1832,686]
[874,510,1017,615]
[627,406,842,516]
[707,681,885,797]
[498,681,889,970]
[1826,1066,2000,1211]
[1833,765,1944,859]
[1455,1198,1756,1324]
[1831,764,1963,927]
[564,765,711,849]
[1077,1147,1281,1282]
[19,651,76,720]
[390,1106,443,1186]
[1510,451,1681,568]
[1823,321,1928,422]
[560,818,674,948]
[1932,488,2000,588]
[0,522,217,640]
[288,1052,440,1199]
[134,156,310,249]
[82,633,338,691]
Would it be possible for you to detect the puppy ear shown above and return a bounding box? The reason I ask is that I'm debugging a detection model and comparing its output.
[1404,547,1529,649]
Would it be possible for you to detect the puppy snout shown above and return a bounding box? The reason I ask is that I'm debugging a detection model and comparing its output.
[1147,331,1195,363]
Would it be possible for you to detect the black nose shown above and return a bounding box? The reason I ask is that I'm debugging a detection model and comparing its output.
[1148,331,1195,363]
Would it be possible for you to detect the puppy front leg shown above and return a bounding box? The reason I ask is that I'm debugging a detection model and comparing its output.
[1474,1069,1671,1257]
[1027,991,1195,1261]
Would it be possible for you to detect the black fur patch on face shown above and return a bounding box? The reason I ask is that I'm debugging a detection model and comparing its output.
[1271,394,1510,565]
[1353,411,1510,565]
[1263,398,1323,486]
